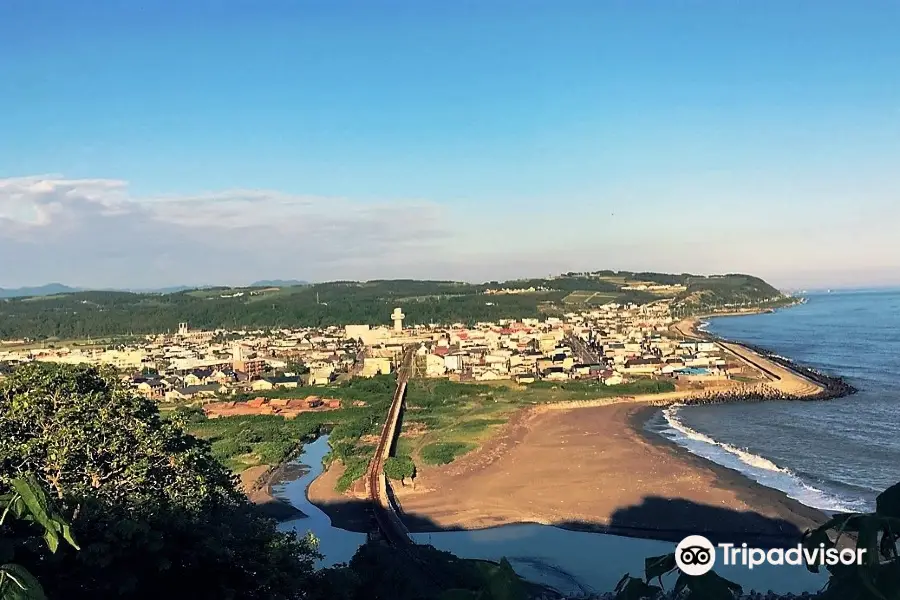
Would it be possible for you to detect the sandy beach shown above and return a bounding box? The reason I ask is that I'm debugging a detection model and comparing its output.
[311,400,827,546]
[295,314,834,543]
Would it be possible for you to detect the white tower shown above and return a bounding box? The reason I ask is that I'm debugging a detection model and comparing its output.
[391,307,405,332]
[177,322,189,336]
[231,343,245,362]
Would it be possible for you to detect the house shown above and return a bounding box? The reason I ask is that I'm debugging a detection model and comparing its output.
[252,375,298,391]
[425,354,446,377]
[622,358,662,375]
[164,384,224,402]
[250,379,275,391]
[604,373,626,386]
[361,357,391,378]
[268,375,299,389]
[309,366,335,386]
[135,378,165,400]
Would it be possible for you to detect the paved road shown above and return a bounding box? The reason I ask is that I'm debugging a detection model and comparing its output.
[566,334,601,364]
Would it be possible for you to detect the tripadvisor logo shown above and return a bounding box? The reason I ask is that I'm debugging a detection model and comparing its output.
[675,535,867,575]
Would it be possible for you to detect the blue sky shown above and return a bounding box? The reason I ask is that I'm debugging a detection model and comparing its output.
[1,1,898,288]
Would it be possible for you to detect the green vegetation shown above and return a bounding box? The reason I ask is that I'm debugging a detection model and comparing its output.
[335,458,369,493]
[400,378,676,469]
[619,480,900,599]
[0,273,785,339]
[1,476,80,600]
[421,442,477,465]
[523,378,676,399]
[188,375,397,492]
[0,362,320,599]
[384,455,416,482]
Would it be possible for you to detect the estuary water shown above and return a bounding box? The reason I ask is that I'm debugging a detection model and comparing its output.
[652,288,900,514]
[277,437,825,595]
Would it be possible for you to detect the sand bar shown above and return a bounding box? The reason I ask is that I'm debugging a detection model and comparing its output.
[312,401,826,546]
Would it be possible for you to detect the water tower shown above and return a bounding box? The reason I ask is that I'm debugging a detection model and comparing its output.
[391,307,405,332]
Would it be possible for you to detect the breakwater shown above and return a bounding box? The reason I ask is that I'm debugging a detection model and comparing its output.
[736,341,858,400]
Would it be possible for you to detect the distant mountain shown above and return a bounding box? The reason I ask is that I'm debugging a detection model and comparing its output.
[249,279,308,287]
[0,283,80,299]
[0,281,305,299]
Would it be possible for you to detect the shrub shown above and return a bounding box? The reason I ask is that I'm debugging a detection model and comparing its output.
[384,455,416,482]
[420,442,476,466]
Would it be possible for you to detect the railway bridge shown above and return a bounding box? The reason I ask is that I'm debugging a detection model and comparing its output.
[365,345,416,546]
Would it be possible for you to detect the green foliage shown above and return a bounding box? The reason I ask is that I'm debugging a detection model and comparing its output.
[188,374,397,491]
[0,274,784,339]
[801,480,900,599]
[0,564,46,600]
[615,552,742,600]
[525,379,676,398]
[384,455,416,482]
[0,476,80,600]
[421,442,476,466]
[335,458,369,494]
[0,362,320,599]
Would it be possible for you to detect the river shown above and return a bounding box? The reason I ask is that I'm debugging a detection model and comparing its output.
[275,436,826,595]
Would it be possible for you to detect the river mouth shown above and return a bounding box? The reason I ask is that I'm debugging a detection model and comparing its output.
[274,435,828,596]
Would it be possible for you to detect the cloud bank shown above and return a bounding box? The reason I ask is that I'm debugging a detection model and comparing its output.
[1,175,898,289]
[0,175,450,288]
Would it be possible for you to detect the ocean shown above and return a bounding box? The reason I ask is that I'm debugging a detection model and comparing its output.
[650,288,900,514]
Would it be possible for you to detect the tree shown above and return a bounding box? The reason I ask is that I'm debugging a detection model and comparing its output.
[800,480,900,599]
[617,481,900,599]
[0,363,320,599]
[384,456,416,486]
[1,476,80,600]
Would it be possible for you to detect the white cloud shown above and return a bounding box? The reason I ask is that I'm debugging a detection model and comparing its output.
[0,175,450,287]
[1,174,898,289]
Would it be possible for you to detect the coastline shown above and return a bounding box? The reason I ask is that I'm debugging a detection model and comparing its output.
[280,306,855,542]
[307,400,828,546]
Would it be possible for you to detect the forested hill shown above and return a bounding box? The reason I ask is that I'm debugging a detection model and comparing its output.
[0,272,785,339]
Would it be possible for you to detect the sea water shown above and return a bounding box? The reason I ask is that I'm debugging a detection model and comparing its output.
[652,288,900,514]
[279,438,826,595]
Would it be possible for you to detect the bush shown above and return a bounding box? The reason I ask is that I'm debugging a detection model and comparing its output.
[0,362,320,599]
[336,457,369,493]
[384,455,416,482]
[420,442,475,466]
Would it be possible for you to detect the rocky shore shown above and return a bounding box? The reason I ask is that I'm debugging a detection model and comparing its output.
[736,341,858,400]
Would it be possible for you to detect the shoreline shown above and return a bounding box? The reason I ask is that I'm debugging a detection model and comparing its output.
[675,314,857,401]
[242,461,307,521]
[307,400,828,546]
[281,306,855,542]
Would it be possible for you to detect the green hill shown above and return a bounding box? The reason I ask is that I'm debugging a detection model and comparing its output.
[0,272,786,339]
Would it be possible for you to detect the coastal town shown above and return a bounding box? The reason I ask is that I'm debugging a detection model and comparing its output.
[0,300,790,412]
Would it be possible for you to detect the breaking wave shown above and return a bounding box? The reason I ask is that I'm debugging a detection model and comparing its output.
[659,405,864,513]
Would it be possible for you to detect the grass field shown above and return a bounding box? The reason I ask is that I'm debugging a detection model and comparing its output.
[562,290,620,305]
[181,375,674,492]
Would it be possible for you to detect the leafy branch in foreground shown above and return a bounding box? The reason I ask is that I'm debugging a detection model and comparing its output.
[1,476,80,600]
[617,480,900,600]
[614,553,741,600]
[801,480,900,599]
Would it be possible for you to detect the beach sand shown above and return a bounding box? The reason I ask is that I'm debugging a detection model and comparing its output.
[311,401,827,546]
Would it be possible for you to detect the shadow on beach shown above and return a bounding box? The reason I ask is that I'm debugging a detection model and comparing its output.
[299,495,806,548]
[281,496,823,596]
